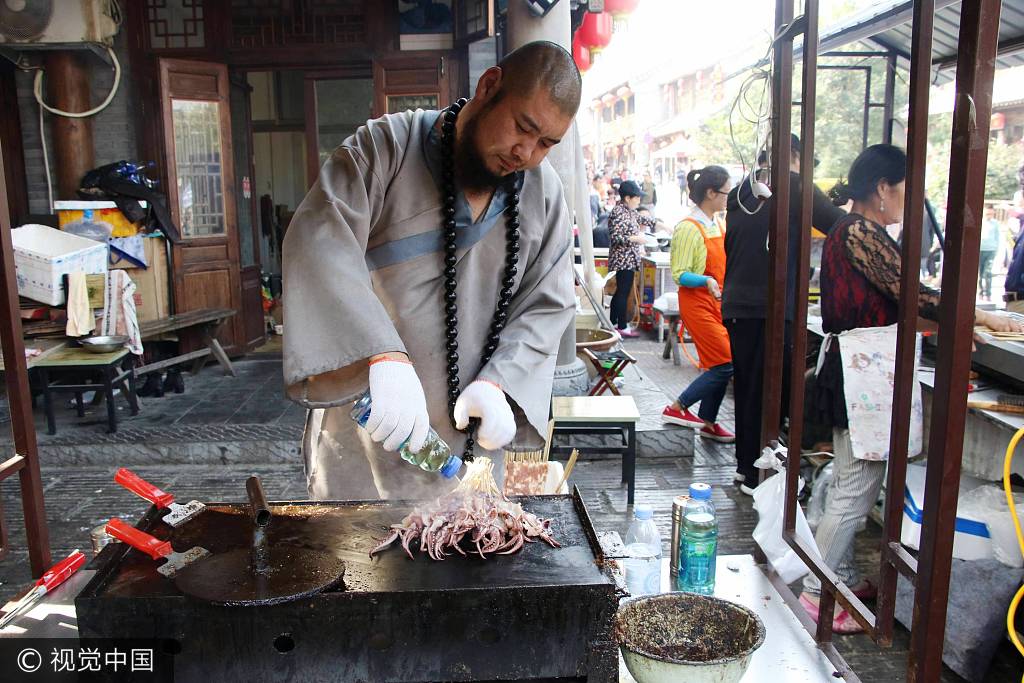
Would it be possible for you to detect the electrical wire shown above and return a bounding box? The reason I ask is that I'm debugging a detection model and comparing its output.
[727,25,785,216]
[32,45,120,118]
[29,40,122,213]
[39,102,52,213]
[1003,427,1024,679]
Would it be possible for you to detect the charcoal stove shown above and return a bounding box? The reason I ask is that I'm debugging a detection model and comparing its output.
[76,487,619,682]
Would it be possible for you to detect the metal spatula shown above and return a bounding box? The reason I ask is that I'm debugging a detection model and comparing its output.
[115,468,206,527]
[105,518,210,577]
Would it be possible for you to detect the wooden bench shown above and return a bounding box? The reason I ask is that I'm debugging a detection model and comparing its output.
[550,395,640,504]
[136,308,237,378]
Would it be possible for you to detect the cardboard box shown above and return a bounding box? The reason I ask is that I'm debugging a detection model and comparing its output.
[55,200,147,237]
[110,236,169,323]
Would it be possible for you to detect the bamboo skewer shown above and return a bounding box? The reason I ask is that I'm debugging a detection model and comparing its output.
[552,449,579,493]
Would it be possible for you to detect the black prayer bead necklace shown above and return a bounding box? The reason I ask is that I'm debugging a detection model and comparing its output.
[439,98,521,462]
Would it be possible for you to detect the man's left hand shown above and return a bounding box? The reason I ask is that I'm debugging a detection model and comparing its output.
[453,381,517,451]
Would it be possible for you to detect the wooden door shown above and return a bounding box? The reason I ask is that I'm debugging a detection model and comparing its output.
[304,67,374,187]
[158,59,245,353]
[372,55,451,119]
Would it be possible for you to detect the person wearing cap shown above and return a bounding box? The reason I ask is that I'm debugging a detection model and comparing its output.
[607,180,654,337]
[722,134,844,494]
[661,166,736,442]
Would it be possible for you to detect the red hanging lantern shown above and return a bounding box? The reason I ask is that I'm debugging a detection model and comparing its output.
[572,36,592,73]
[604,0,640,17]
[577,12,612,54]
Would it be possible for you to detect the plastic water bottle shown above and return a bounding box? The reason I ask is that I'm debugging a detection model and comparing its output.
[677,483,718,595]
[349,390,462,478]
[624,504,662,596]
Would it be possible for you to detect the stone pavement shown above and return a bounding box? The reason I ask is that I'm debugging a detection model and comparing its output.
[0,336,1018,681]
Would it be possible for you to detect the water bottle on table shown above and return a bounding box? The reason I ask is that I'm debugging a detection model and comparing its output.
[624,504,662,596]
[677,482,718,595]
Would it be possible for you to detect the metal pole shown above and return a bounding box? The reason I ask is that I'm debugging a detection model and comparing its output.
[862,67,872,149]
[876,0,933,647]
[908,0,1003,680]
[784,0,817,538]
[0,137,52,577]
[760,0,794,453]
[883,51,897,144]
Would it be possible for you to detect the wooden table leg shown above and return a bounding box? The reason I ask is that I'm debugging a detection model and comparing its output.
[605,361,626,396]
[74,392,84,417]
[40,368,55,435]
[121,357,139,416]
[103,365,117,434]
[202,320,236,377]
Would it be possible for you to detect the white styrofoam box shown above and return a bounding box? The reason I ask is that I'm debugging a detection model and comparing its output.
[901,462,992,561]
[12,224,109,306]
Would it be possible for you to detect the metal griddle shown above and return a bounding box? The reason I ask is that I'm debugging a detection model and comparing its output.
[76,488,619,682]
[172,477,345,606]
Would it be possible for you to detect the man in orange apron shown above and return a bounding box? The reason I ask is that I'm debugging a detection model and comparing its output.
[661,166,735,443]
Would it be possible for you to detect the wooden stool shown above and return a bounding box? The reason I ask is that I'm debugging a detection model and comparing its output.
[36,346,139,434]
[581,348,637,396]
[550,396,639,503]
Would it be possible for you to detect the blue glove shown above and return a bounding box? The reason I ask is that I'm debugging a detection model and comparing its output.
[678,272,710,288]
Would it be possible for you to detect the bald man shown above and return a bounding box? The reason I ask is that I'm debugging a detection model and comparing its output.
[283,41,582,500]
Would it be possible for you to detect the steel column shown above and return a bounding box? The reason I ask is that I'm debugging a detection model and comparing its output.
[908,0,1004,680]
[883,51,898,144]
[783,0,817,542]
[0,137,51,576]
[760,0,794,454]
[875,0,934,648]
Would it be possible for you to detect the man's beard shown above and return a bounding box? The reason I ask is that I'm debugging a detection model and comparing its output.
[455,113,513,192]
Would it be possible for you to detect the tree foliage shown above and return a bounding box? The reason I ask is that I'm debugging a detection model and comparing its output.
[926,112,1023,208]
[695,60,1022,208]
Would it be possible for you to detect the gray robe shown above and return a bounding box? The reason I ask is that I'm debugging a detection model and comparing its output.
[283,109,575,500]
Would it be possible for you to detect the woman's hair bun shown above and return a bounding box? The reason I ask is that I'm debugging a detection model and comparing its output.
[686,169,701,186]
[829,179,852,206]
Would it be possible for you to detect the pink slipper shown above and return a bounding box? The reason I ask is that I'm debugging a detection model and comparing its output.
[851,579,877,601]
[799,594,864,635]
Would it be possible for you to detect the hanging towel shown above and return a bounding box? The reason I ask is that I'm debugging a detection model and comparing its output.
[65,272,95,337]
[100,270,144,355]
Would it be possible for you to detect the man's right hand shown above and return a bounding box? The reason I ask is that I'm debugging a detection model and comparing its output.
[366,355,430,452]
[706,278,722,300]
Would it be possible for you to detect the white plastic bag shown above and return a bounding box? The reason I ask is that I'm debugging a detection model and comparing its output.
[959,485,1024,568]
[752,456,826,584]
[805,463,834,531]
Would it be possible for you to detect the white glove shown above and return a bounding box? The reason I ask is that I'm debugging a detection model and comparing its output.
[366,360,430,452]
[453,380,517,451]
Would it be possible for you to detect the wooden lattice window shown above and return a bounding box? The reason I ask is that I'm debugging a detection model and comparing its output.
[146,0,205,49]
[230,0,366,49]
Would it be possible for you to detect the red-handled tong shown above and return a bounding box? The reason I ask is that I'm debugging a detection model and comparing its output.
[115,468,206,527]
[0,550,87,630]
[105,518,209,577]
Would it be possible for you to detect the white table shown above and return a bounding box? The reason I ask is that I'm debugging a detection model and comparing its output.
[618,555,839,682]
